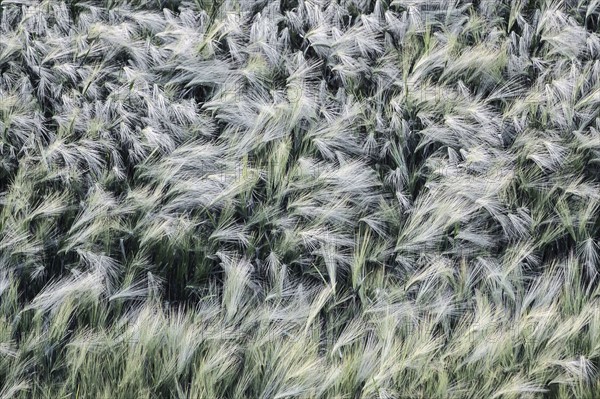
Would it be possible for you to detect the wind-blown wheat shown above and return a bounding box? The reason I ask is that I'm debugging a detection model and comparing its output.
[1,0,600,397]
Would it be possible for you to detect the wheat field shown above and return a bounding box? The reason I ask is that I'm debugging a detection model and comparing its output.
[1,0,600,397]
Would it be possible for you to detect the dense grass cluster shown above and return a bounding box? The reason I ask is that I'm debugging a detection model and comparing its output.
[1,0,600,397]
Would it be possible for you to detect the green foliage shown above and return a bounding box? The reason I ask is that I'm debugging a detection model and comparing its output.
[1,0,600,397]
